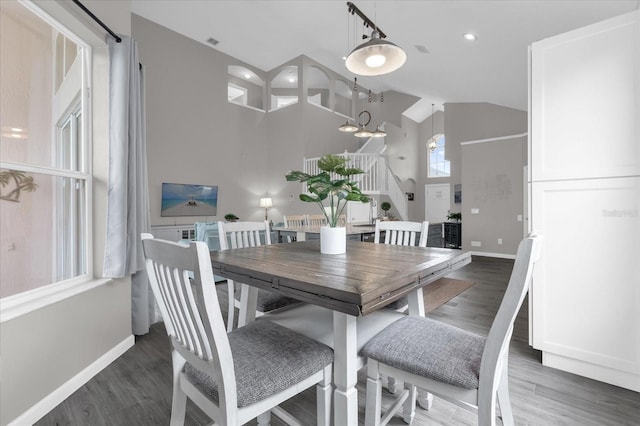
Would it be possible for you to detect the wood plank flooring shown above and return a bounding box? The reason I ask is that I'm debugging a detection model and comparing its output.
[36,256,640,425]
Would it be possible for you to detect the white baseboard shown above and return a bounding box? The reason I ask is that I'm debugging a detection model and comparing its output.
[469,251,516,259]
[8,335,135,426]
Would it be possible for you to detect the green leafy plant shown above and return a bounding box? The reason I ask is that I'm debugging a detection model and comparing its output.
[286,154,370,227]
[447,212,462,221]
[224,213,239,222]
[380,201,391,216]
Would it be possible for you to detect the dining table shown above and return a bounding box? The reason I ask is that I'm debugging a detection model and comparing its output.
[209,239,471,425]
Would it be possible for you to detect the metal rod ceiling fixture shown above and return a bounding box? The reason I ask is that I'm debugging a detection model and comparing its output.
[346,1,387,39]
[72,0,121,43]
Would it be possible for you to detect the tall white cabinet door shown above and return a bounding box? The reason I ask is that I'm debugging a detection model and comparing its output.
[531,178,640,391]
[531,10,639,182]
[530,10,640,392]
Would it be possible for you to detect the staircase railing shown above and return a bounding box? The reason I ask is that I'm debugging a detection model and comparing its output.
[302,151,408,220]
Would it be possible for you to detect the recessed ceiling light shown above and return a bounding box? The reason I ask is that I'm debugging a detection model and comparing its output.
[288,77,296,83]
[243,72,251,79]
[463,33,477,41]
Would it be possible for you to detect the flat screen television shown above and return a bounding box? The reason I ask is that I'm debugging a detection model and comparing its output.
[161,182,218,217]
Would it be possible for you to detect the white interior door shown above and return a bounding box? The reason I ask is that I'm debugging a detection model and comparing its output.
[425,184,450,223]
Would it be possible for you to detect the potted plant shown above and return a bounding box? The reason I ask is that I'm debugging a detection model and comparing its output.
[286,154,370,254]
[447,212,462,222]
[224,213,239,222]
[380,201,391,219]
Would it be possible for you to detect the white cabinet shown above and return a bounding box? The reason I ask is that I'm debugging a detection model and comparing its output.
[150,225,195,242]
[530,10,640,392]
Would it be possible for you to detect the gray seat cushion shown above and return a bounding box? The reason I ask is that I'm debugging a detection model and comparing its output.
[361,316,485,389]
[234,287,300,312]
[183,320,333,407]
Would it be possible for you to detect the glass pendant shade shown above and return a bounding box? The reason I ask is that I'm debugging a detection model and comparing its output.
[338,121,359,132]
[371,127,387,138]
[345,31,406,76]
[354,127,373,138]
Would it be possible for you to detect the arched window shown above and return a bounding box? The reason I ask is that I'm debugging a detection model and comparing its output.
[270,65,298,111]
[306,65,330,109]
[227,65,264,110]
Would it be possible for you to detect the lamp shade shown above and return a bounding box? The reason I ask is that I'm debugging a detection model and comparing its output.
[371,127,387,138]
[259,197,273,208]
[345,31,406,76]
[338,121,359,132]
[354,127,373,138]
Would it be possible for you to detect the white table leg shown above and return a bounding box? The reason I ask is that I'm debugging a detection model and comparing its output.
[407,287,425,317]
[333,311,358,426]
[238,283,258,327]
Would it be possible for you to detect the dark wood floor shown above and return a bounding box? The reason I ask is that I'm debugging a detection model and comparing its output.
[37,256,640,425]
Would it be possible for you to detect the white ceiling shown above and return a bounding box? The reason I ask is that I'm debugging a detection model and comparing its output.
[130,0,638,122]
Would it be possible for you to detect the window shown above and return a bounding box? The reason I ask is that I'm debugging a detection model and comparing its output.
[0,1,90,299]
[428,134,450,177]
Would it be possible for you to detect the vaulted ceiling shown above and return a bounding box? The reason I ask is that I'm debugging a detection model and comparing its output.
[131,0,639,121]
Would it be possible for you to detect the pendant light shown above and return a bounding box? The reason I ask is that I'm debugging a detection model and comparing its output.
[345,2,406,77]
[354,110,373,138]
[428,103,439,151]
[338,121,359,132]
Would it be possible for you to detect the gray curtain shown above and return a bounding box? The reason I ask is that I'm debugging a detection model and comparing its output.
[103,36,152,335]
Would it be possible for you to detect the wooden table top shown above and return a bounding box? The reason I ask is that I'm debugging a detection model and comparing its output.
[210,240,471,316]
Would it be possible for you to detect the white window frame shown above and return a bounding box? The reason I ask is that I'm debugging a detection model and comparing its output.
[428,134,450,178]
[0,0,106,323]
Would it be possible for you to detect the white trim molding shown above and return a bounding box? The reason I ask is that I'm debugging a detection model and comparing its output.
[460,132,528,146]
[7,335,135,426]
[0,278,112,323]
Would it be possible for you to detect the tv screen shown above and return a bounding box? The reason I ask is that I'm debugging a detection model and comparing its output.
[161,182,218,217]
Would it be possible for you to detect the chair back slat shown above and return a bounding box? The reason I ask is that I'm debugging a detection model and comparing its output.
[218,221,271,250]
[141,233,237,409]
[283,215,308,228]
[375,220,429,247]
[307,214,327,227]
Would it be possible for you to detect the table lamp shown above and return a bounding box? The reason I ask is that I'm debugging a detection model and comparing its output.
[259,197,272,221]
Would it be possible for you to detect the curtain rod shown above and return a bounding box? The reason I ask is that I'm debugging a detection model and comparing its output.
[72,0,121,43]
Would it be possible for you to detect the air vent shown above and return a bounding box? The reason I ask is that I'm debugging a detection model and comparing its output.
[415,45,430,54]
[206,37,219,46]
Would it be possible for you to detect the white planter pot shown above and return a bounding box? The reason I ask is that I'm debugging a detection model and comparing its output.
[320,226,346,254]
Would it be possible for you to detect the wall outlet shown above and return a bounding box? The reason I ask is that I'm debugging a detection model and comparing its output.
[471,208,480,214]
[471,241,481,247]
[498,238,503,245]
[517,214,523,222]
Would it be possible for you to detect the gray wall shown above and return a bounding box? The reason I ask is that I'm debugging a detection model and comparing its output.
[461,136,527,254]
[132,15,415,226]
[0,1,133,425]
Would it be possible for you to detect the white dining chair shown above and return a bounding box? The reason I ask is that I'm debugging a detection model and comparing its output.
[141,233,333,426]
[307,214,327,227]
[218,220,300,331]
[374,219,429,247]
[362,234,542,426]
[282,215,308,242]
[374,220,429,314]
